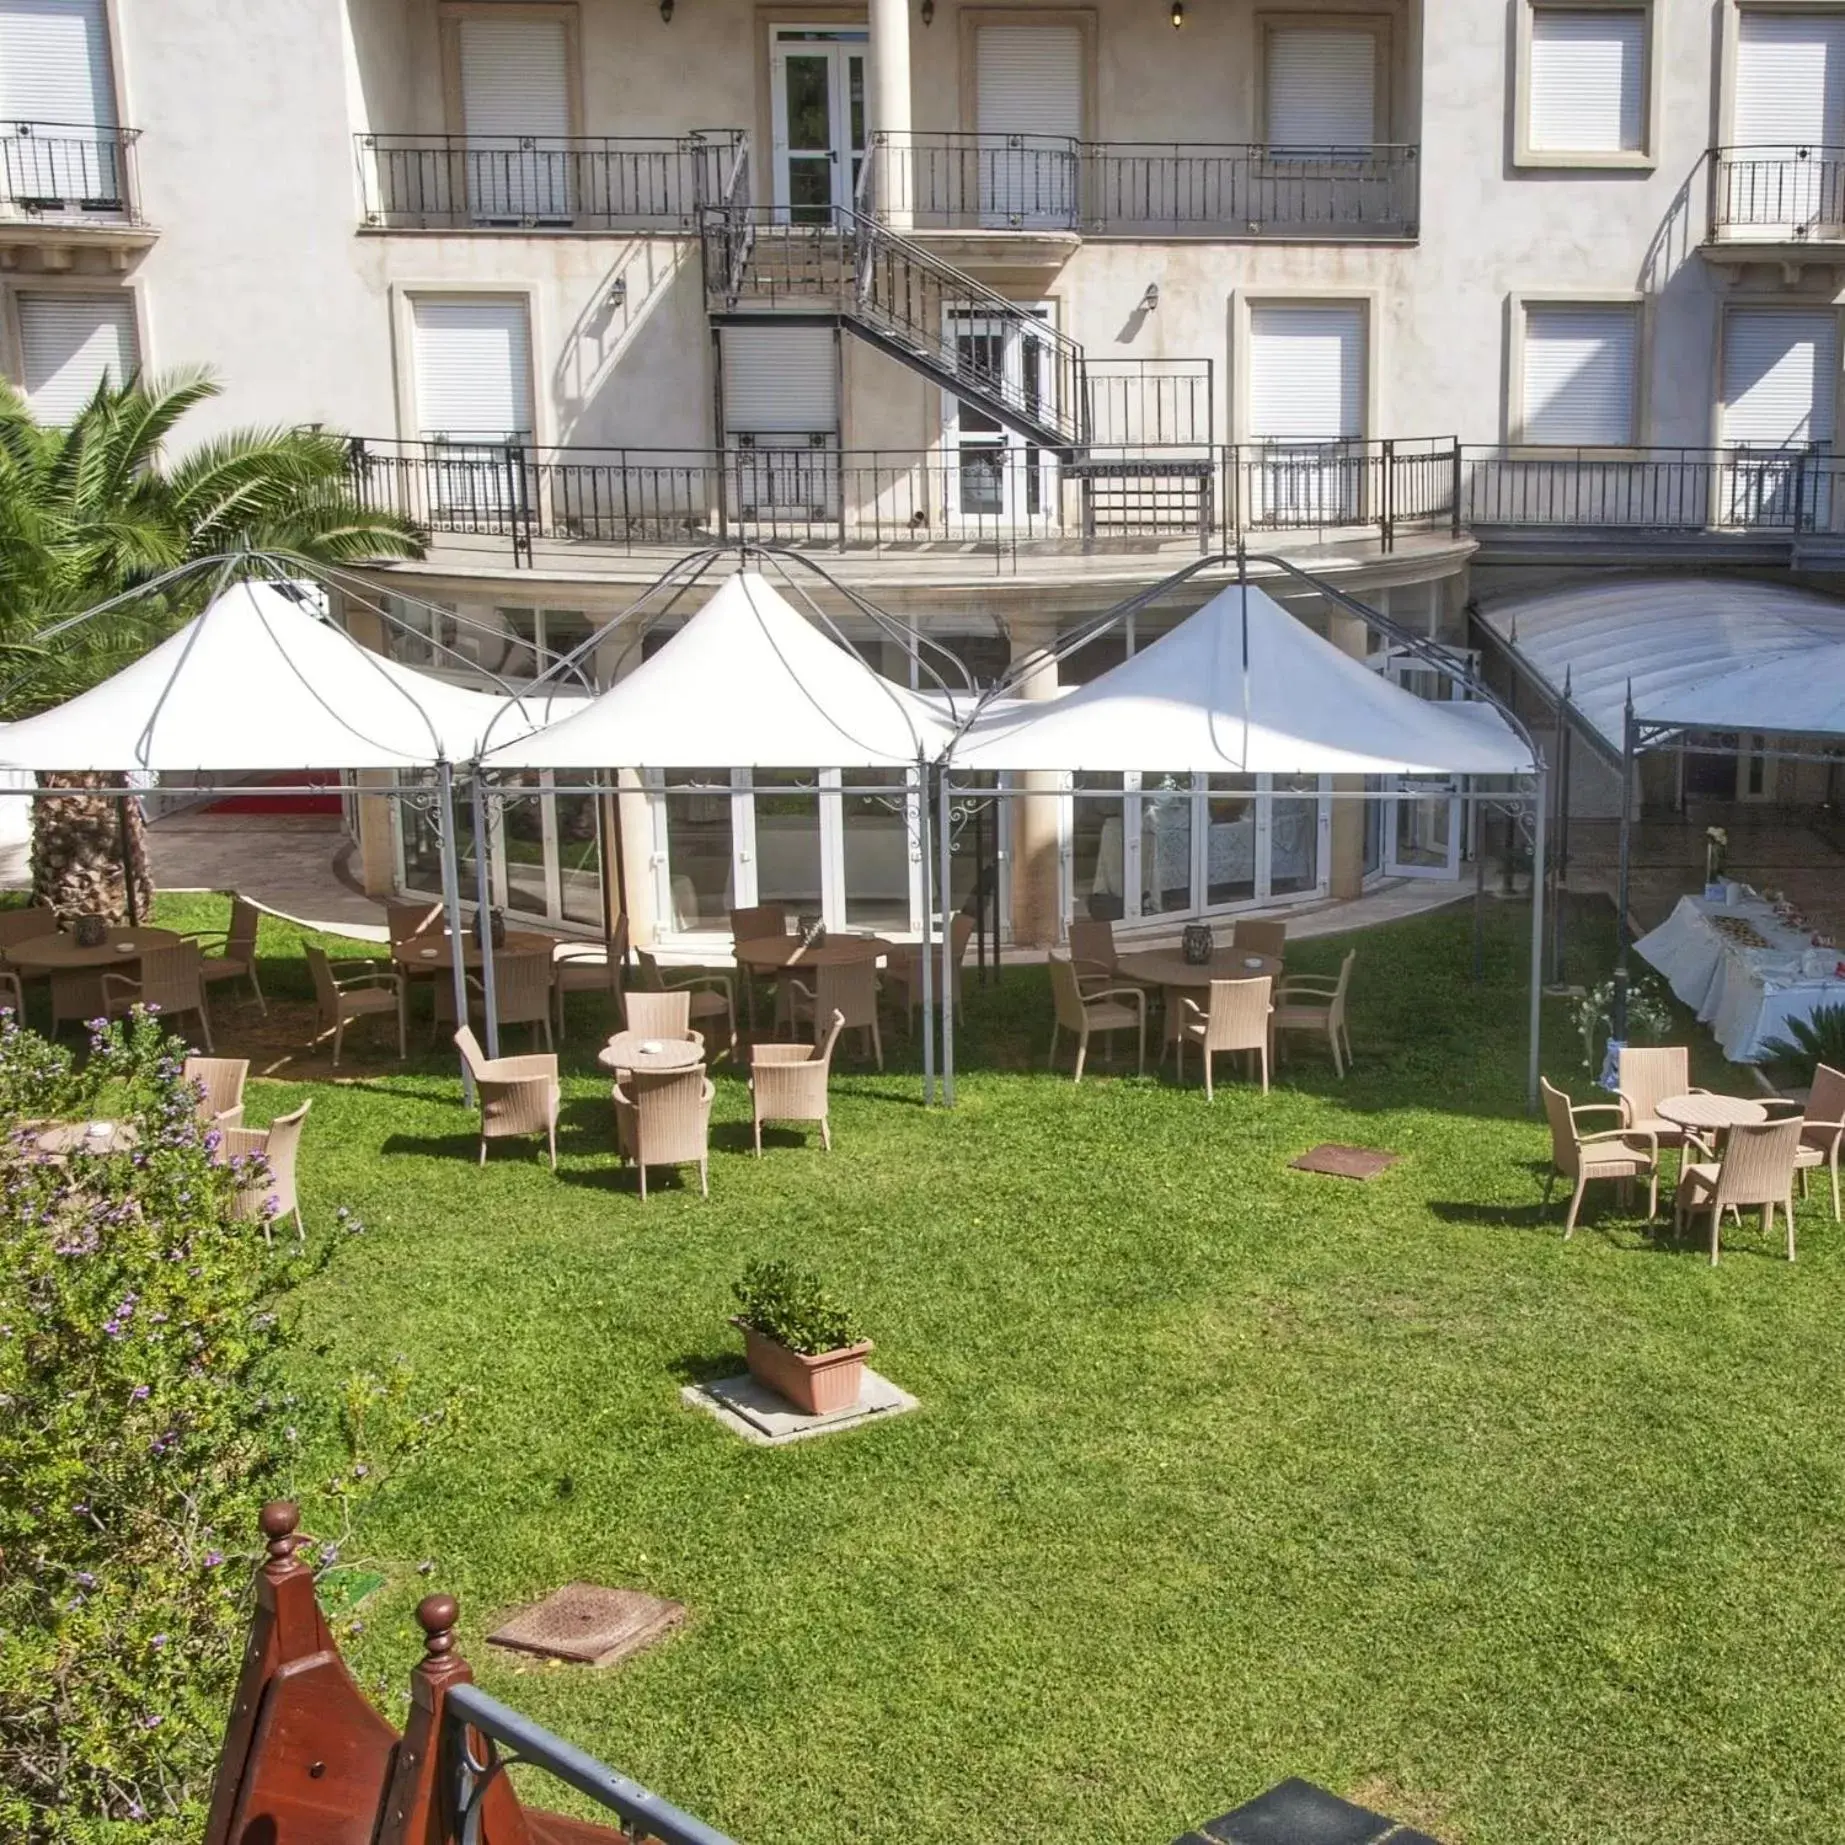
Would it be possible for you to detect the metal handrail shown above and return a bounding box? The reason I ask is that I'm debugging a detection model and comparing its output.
[0,119,141,222]
[443,1681,737,1845]
[1710,143,1845,235]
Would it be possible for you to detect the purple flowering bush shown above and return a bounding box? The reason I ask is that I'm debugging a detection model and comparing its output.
[0,1009,297,1841]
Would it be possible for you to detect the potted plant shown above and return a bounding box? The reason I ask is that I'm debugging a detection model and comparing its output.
[731,1259,871,1416]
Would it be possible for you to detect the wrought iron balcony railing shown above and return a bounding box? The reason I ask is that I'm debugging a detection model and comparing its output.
[864,132,1419,237]
[0,121,141,223]
[1709,145,1845,241]
[356,131,745,231]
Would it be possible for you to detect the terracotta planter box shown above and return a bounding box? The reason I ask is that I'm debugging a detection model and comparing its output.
[735,1321,873,1416]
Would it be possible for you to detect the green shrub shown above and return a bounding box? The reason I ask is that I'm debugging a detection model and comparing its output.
[1759,1004,1845,1090]
[0,1010,300,1841]
[732,1259,864,1356]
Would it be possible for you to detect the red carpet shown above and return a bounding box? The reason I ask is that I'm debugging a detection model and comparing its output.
[206,773,343,816]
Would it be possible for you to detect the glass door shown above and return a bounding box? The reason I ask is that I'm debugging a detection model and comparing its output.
[945,310,1056,525]
[771,28,867,221]
[1376,647,1466,880]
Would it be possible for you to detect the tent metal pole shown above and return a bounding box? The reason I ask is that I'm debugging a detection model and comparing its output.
[1527,767,1548,1114]
[469,771,501,1059]
[1471,778,1486,983]
[1612,696,1636,1043]
[1552,698,1572,985]
[436,762,475,1105]
[917,758,935,1105]
[939,769,956,1107]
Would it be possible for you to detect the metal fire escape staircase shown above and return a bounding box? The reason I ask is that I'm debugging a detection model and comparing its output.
[699,147,1208,499]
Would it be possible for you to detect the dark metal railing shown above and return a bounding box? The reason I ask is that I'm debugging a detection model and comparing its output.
[1462,444,1839,534]
[0,121,141,222]
[1084,359,1212,447]
[1709,145,1845,239]
[356,130,745,231]
[348,435,1460,564]
[443,1681,737,1845]
[865,132,1419,236]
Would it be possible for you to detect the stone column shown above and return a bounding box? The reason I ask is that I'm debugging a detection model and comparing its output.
[598,622,659,948]
[1006,625,1063,947]
[868,0,912,229]
[337,593,410,900]
[1325,607,1370,900]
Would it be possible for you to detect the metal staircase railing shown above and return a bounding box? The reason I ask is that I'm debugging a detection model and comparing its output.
[699,155,1089,452]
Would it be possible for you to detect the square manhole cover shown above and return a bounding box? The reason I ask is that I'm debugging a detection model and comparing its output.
[1290,1144,1400,1181]
[488,1582,685,1668]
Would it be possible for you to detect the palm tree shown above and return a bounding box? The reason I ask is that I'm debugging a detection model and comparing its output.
[0,369,423,923]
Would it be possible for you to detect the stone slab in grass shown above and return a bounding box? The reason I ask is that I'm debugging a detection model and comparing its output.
[682,1368,917,1446]
[1290,1143,1401,1181]
[1197,1778,1399,1845]
[487,1582,685,1668]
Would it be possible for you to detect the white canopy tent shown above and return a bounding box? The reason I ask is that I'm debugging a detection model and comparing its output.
[950,579,1537,776]
[481,570,955,771]
[0,578,559,774]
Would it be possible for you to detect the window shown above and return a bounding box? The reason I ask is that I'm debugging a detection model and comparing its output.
[1721,308,1837,447]
[494,607,593,683]
[0,0,122,209]
[1265,26,1379,148]
[1727,11,1845,230]
[975,25,1082,225]
[412,297,533,442]
[16,290,135,423]
[1246,301,1367,522]
[1519,302,1639,445]
[455,12,573,222]
[721,326,839,520]
[379,595,461,671]
[1521,3,1649,163]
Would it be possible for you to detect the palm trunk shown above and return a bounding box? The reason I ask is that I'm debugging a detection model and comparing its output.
[30,772,152,924]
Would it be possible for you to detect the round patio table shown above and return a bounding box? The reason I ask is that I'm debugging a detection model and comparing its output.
[31,1118,138,1155]
[1656,1092,1769,1135]
[733,933,895,971]
[1116,947,1282,991]
[9,926,181,973]
[598,1032,703,1076]
[392,929,556,970]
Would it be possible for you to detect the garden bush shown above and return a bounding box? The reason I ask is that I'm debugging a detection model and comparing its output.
[0,1009,304,1841]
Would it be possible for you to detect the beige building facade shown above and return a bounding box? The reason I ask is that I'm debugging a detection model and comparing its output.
[3,0,1840,946]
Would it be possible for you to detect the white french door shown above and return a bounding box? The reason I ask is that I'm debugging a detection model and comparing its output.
[945,309,1057,524]
[770,27,867,220]
[1375,645,1467,879]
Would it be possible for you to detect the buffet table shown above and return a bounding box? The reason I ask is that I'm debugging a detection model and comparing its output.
[1635,887,1845,1063]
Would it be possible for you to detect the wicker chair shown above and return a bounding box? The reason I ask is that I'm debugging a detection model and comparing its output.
[1048,951,1145,1082]
[0,968,23,1018]
[1617,1046,1706,1150]
[224,1101,311,1243]
[1785,1063,1845,1222]
[1174,975,1272,1098]
[187,895,266,1014]
[1231,918,1288,960]
[751,1010,844,1154]
[636,949,735,1059]
[1540,1076,1659,1234]
[474,950,555,1051]
[730,904,788,945]
[0,905,58,969]
[454,1026,559,1168]
[1273,949,1356,1077]
[779,957,882,1068]
[385,899,443,949]
[1067,918,1119,992]
[611,1064,715,1200]
[102,942,214,1051]
[884,914,976,1027]
[184,1055,249,1133]
[554,915,628,1041]
[623,988,697,1042]
[305,946,405,1068]
[1674,1115,1804,1265]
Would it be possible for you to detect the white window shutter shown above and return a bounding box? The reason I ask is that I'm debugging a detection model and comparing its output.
[976,27,1082,139]
[1528,9,1644,153]
[0,0,116,127]
[17,290,134,423]
[722,328,838,434]
[412,298,534,441]
[1521,305,1638,445]
[1722,309,1838,447]
[1267,29,1377,147]
[1248,304,1365,441]
[1734,11,1845,147]
[459,16,570,139]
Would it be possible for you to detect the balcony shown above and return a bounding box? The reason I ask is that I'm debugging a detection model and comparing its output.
[865,132,1420,241]
[348,435,1460,573]
[0,121,150,261]
[1706,146,1845,270]
[356,132,745,233]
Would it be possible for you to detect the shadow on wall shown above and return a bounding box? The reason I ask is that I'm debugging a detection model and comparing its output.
[552,242,706,450]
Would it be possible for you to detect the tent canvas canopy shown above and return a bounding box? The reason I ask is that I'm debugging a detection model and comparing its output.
[948,580,1537,776]
[481,571,955,771]
[0,579,557,774]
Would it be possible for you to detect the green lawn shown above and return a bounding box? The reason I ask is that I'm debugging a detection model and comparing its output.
[148,896,1845,1843]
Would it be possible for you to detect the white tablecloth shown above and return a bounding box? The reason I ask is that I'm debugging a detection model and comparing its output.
[1635,890,1845,1062]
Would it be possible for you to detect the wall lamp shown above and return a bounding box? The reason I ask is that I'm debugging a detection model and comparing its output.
[660,0,674,21]
[1170,0,1183,24]
[921,0,935,23]
[606,278,627,310]
[1139,283,1159,313]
